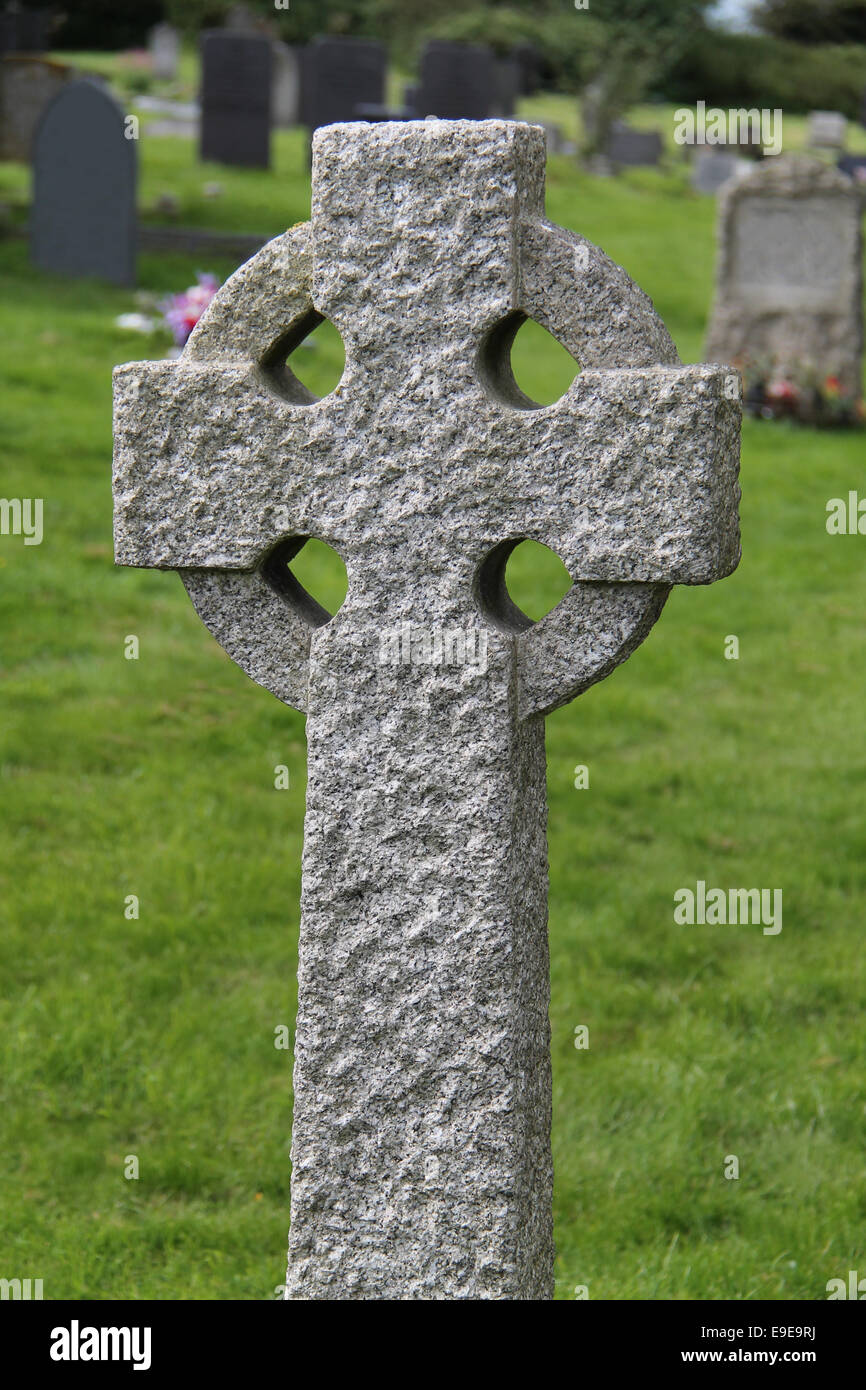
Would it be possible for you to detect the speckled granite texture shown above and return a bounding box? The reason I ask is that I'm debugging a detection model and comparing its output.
[113,120,741,1300]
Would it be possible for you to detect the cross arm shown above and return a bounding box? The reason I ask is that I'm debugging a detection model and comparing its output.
[112,358,341,570]
[498,362,741,587]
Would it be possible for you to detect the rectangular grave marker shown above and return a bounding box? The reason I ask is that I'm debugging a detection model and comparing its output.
[200,31,271,169]
[149,22,180,82]
[0,6,48,53]
[302,36,386,132]
[417,41,497,120]
[706,155,863,395]
[606,122,663,168]
[807,110,847,149]
[691,149,743,196]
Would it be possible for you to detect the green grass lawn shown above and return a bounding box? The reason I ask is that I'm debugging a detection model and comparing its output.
[1,111,865,1301]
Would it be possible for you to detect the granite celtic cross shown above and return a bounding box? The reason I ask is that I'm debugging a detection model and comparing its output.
[113,121,741,1300]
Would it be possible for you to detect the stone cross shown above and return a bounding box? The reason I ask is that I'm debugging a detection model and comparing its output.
[113,120,741,1300]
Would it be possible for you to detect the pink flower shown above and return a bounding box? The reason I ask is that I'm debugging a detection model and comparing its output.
[161,273,220,347]
[765,378,798,403]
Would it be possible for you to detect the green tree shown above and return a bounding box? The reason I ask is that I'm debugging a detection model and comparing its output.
[571,0,712,159]
[751,0,866,44]
[427,0,713,159]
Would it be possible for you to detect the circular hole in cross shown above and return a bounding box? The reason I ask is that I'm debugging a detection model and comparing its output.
[259,308,346,404]
[262,536,348,627]
[478,311,581,409]
[478,539,573,631]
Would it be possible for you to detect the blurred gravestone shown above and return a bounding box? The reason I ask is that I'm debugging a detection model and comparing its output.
[494,55,520,118]
[706,156,863,396]
[0,5,48,53]
[271,42,300,127]
[224,3,261,30]
[513,42,541,96]
[537,120,566,155]
[200,31,271,168]
[354,102,414,124]
[31,80,136,286]
[807,110,847,150]
[606,122,663,168]
[417,41,497,121]
[692,149,742,196]
[149,23,180,81]
[839,154,866,193]
[0,55,74,161]
[302,36,386,132]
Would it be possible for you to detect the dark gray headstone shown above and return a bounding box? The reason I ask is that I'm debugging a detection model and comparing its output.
[302,36,386,132]
[417,41,497,121]
[606,123,663,168]
[494,56,520,118]
[838,153,866,186]
[354,103,413,123]
[31,80,136,286]
[200,31,271,168]
[691,149,742,195]
[0,7,49,54]
[513,42,541,97]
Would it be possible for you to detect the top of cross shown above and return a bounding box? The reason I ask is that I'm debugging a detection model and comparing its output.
[113,120,740,718]
[310,120,545,350]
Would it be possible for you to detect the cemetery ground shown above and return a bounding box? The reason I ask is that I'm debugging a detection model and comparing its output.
[1,117,866,1303]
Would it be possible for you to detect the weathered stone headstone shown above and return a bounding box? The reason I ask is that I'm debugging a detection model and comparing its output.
[807,110,847,150]
[31,79,136,286]
[302,37,386,133]
[691,149,743,196]
[149,22,180,82]
[706,156,863,397]
[271,42,300,128]
[606,122,663,168]
[417,41,497,121]
[200,31,271,169]
[112,119,741,1300]
[0,54,74,161]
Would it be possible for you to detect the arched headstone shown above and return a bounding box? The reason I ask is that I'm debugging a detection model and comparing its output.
[31,80,136,287]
